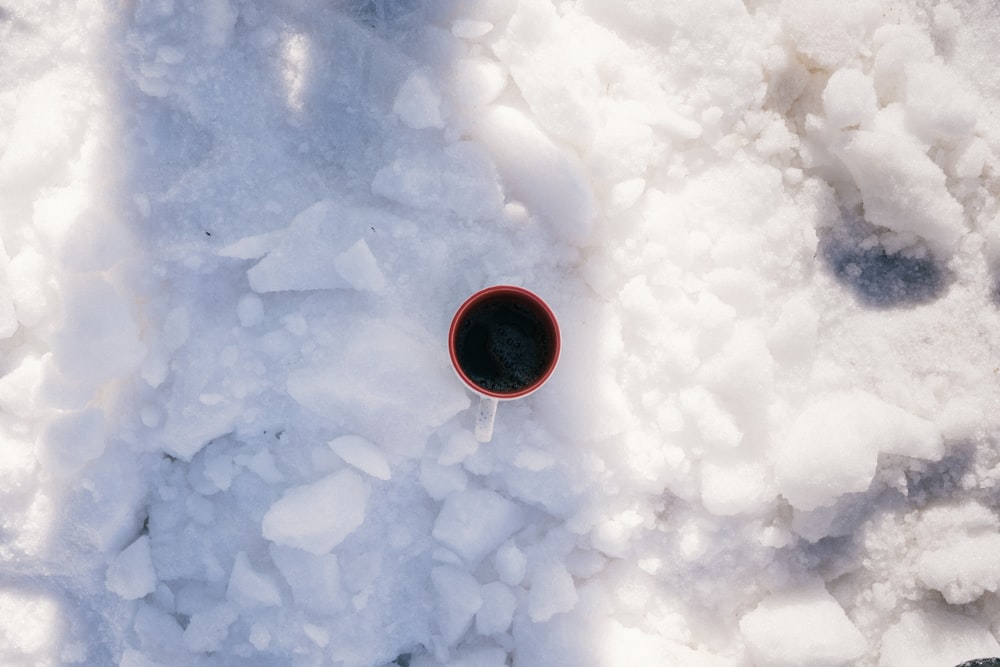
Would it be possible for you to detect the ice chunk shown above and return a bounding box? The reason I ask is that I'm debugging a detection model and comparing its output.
[332,238,386,292]
[700,456,772,517]
[535,300,631,441]
[513,581,694,667]
[432,489,525,565]
[420,460,469,500]
[226,551,282,608]
[780,0,881,69]
[432,565,483,645]
[127,603,190,667]
[152,398,242,462]
[492,0,600,147]
[0,69,88,192]
[878,609,1000,667]
[303,623,329,647]
[947,138,989,180]
[904,62,979,139]
[678,386,742,450]
[261,470,369,555]
[236,293,264,327]
[182,602,239,653]
[472,105,597,244]
[197,446,236,493]
[269,545,343,613]
[371,141,504,220]
[739,583,866,667]
[599,617,728,667]
[438,430,479,467]
[132,602,186,662]
[528,560,577,622]
[917,533,1000,604]
[872,26,935,103]
[35,407,106,476]
[494,540,527,586]
[823,69,877,129]
[328,434,391,481]
[286,318,470,455]
[249,624,270,650]
[476,582,516,635]
[216,231,282,259]
[588,114,658,186]
[393,70,444,129]
[240,448,284,484]
[773,390,942,510]
[591,510,643,559]
[106,536,157,600]
[248,200,394,293]
[451,57,508,111]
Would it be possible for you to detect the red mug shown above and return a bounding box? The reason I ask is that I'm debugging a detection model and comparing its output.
[449,286,560,441]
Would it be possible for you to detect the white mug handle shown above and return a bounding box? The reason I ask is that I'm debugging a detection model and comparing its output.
[475,396,499,442]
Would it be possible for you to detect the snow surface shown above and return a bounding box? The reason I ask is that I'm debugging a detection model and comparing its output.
[2,0,1000,666]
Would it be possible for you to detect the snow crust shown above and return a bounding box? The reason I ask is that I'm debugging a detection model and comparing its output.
[3,0,1000,665]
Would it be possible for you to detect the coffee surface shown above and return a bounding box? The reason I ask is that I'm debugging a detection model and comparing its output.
[453,299,552,394]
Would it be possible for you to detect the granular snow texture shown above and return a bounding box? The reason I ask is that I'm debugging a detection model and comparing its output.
[1,1,1000,666]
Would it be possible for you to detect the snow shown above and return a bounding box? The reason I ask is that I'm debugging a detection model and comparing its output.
[3,0,1000,665]
[475,581,517,636]
[822,69,878,130]
[431,489,526,566]
[527,559,578,622]
[432,565,484,645]
[226,551,282,609]
[772,389,943,511]
[738,583,867,666]
[106,535,158,601]
[878,609,1000,667]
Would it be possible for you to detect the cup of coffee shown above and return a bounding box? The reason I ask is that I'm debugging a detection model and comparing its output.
[449,285,560,442]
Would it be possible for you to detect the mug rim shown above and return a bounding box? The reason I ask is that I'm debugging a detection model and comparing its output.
[448,285,561,400]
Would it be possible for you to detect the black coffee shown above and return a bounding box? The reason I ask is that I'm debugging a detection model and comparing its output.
[453,298,553,394]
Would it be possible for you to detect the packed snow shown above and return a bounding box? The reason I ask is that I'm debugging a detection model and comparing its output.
[2,0,1000,665]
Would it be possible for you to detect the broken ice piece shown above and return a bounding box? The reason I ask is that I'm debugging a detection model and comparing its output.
[393,70,444,130]
[226,551,282,608]
[432,565,482,645]
[431,489,525,565]
[329,434,391,480]
[106,535,157,600]
[262,470,369,554]
[332,238,386,292]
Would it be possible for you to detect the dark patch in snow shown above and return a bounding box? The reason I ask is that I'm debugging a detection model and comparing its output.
[345,0,427,30]
[902,446,975,507]
[819,214,950,309]
[988,281,1000,307]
